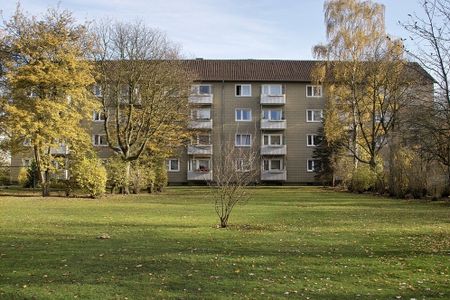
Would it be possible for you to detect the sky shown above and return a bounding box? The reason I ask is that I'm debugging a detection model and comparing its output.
[0,0,427,60]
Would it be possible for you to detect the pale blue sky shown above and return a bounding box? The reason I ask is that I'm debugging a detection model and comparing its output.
[1,0,426,59]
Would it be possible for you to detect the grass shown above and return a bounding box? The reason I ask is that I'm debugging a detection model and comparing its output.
[0,187,449,299]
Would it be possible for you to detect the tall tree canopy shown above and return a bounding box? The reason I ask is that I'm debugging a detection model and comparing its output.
[0,6,97,196]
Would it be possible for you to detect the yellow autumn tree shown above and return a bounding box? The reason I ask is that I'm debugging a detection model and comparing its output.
[0,6,97,196]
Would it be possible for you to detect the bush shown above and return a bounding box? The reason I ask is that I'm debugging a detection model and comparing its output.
[350,165,378,193]
[130,162,155,194]
[17,167,28,186]
[153,159,168,193]
[105,157,127,193]
[70,157,107,198]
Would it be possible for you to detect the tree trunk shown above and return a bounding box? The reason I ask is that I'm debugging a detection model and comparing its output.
[33,145,50,197]
[123,160,131,194]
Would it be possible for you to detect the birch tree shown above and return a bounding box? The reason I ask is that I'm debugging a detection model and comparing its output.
[92,21,191,194]
[0,6,97,196]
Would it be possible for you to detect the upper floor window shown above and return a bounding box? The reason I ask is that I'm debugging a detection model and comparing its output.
[306,109,323,122]
[262,84,283,96]
[262,109,283,121]
[235,134,252,147]
[192,133,211,145]
[93,111,106,122]
[23,138,32,147]
[191,84,212,95]
[93,134,108,146]
[235,84,252,97]
[263,134,282,146]
[307,134,322,146]
[306,85,322,98]
[235,108,252,121]
[167,158,180,172]
[191,108,211,120]
[93,85,102,97]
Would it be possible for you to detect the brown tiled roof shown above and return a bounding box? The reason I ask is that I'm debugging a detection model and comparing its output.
[182,59,320,82]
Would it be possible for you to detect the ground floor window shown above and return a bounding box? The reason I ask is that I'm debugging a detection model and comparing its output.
[263,159,283,171]
[167,159,180,172]
[189,159,211,172]
[307,159,321,172]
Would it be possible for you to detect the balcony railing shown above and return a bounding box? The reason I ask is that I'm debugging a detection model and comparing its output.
[260,94,286,105]
[188,119,213,129]
[187,171,213,181]
[261,170,287,181]
[261,119,286,130]
[261,145,287,155]
[188,94,213,104]
[187,145,213,155]
[50,145,69,155]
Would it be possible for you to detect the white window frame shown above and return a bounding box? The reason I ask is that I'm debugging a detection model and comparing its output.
[92,134,108,146]
[188,159,211,172]
[262,84,283,96]
[191,84,212,95]
[93,111,105,122]
[307,159,320,172]
[262,109,284,121]
[262,134,283,146]
[167,158,180,172]
[23,138,31,147]
[306,85,323,98]
[306,134,321,147]
[93,84,102,97]
[235,108,252,122]
[262,159,284,172]
[192,133,211,145]
[235,134,252,147]
[22,159,32,167]
[235,159,251,172]
[306,109,323,122]
[235,84,252,97]
[191,108,211,120]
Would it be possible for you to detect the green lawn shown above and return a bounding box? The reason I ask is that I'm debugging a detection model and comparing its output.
[0,187,449,299]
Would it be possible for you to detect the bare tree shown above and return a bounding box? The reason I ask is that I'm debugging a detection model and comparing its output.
[401,0,450,183]
[210,134,259,228]
[92,20,192,193]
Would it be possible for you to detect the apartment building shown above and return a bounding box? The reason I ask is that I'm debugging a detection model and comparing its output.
[167,59,325,184]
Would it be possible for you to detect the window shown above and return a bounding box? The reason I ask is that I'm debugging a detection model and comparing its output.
[235,134,252,147]
[307,159,321,172]
[93,111,106,122]
[93,84,102,97]
[167,159,180,172]
[263,159,283,171]
[22,159,32,167]
[262,109,283,121]
[262,84,283,96]
[235,108,252,121]
[306,110,323,122]
[192,134,211,145]
[235,84,252,97]
[263,134,282,146]
[23,138,31,147]
[189,159,210,172]
[191,108,211,120]
[93,134,108,146]
[236,159,251,172]
[307,134,322,147]
[306,85,322,97]
[191,84,211,95]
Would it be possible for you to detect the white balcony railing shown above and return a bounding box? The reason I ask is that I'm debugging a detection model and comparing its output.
[261,119,286,130]
[188,119,213,129]
[261,170,287,181]
[260,94,286,105]
[187,171,213,181]
[188,94,213,104]
[187,145,213,155]
[261,145,287,155]
[50,145,69,155]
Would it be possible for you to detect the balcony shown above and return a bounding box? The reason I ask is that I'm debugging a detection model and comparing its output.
[261,119,286,130]
[261,170,287,181]
[261,145,287,155]
[188,94,213,104]
[260,94,286,105]
[187,171,213,181]
[187,144,213,155]
[50,145,69,155]
[188,119,213,130]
